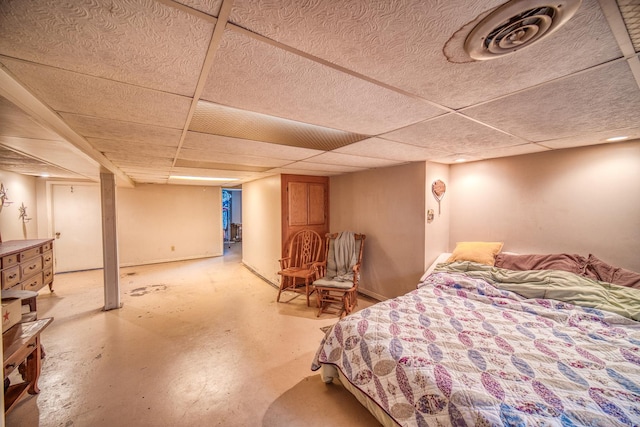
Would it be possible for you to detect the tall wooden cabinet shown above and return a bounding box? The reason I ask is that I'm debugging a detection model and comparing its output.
[0,239,54,293]
[281,174,329,255]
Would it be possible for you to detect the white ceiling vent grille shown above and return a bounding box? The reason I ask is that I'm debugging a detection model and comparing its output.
[464,0,582,60]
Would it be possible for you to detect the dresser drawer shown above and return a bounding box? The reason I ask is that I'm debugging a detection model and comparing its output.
[43,267,54,285]
[1,265,21,289]
[1,254,18,269]
[4,335,37,377]
[21,272,43,292]
[19,247,41,262]
[20,256,42,278]
[41,241,53,252]
[42,250,54,269]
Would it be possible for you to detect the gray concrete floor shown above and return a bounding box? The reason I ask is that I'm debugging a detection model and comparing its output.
[5,242,381,426]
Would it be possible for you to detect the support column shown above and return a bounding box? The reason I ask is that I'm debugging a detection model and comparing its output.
[100,170,121,310]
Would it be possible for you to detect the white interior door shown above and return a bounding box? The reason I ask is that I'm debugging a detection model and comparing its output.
[52,183,103,272]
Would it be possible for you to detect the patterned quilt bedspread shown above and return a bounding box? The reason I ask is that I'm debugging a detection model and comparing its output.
[312,263,640,426]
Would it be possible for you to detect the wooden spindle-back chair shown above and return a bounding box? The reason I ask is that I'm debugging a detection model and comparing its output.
[277,229,323,306]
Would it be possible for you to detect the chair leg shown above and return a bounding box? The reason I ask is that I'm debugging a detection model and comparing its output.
[315,287,322,316]
[277,276,288,302]
[305,279,310,307]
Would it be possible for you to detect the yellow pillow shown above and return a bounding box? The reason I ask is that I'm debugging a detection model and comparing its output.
[447,242,504,266]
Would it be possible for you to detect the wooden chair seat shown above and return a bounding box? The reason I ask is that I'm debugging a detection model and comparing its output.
[312,278,353,289]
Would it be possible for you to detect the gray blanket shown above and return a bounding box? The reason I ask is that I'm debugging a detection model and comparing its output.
[333,231,357,281]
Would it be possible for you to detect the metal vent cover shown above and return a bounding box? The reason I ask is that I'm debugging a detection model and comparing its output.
[465,0,582,60]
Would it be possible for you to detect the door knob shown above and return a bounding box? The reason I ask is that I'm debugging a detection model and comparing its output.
[55,232,61,239]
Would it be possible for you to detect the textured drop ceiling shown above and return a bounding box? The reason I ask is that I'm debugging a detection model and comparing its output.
[0,0,639,187]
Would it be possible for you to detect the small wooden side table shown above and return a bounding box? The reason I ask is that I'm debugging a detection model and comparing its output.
[3,317,53,414]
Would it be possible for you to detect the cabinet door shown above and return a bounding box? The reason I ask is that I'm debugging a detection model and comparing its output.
[281,174,329,256]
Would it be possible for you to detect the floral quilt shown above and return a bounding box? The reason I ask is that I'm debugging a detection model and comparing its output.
[312,267,640,426]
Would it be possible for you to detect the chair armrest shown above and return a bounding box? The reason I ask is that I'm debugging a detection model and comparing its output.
[278,256,292,269]
[311,260,327,279]
[352,263,362,285]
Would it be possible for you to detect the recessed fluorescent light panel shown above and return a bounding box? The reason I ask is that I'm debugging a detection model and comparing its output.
[605,136,629,142]
[170,175,239,182]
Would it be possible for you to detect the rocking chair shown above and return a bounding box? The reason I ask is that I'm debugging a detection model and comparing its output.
[312,232,365,317]
[277,229,323,306]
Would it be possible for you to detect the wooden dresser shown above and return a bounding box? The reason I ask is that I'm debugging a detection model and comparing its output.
[0,239,54,293]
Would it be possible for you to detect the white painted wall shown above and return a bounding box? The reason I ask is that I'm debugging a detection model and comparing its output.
[0,169,38,241]
[450,141,640,272]
[242,175,282,285]
[330,162,427,299]
[117,184,222,266]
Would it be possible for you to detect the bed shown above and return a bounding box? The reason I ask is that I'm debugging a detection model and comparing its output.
[311,247,640,426]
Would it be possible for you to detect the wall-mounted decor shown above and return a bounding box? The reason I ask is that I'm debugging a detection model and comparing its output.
[427,209,435,223]
[432,179,446,215]
[0,182,13,209]
[18,202,32,223]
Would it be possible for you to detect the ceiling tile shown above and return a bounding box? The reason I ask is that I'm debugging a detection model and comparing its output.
[281,162,365,173]
[202,29,445,134]
[430,142,551,163]
[335,137,450,161]
[89,139,178,158]
[1,58,191,129]
[61,114,182,147]
[174,0,223,17]
[189,101,368,150]
[182,132,323,160]
[105,153,173,168]
[541,130,640,149]
[463,61,640,142]
[264,168,343,177]
[305,152,404,168]
[127,176,169,184]
[169,167,258,179]
[382,113,529,152]
[230,0,621,108]
[469,143,550,160]
[119,165,171,175]
[178,149,291,168]
[174,159,273,173]
[0,0,214,95]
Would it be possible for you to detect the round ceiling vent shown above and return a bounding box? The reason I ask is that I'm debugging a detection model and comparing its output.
[464,0,582,60]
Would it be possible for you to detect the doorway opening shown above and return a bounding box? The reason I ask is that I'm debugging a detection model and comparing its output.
[222,188,242,256]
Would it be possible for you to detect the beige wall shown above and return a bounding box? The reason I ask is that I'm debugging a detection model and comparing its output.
[330,162,426,299]
[242,175,282,285]
[425,162,450,269]
[449,141,640,272]
[117,184,222,266]
[0,169,39,241]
